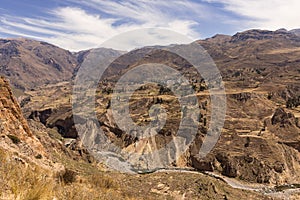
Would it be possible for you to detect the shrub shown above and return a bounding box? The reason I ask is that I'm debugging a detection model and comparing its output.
[7,134,21,144]
[62,169,77,184]
[35,154,43,159]
[286,96,300,108]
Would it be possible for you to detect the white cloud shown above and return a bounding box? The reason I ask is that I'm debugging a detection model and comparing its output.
[2,0,299,51]
[0,25,50,41]
[100,28,193,51]
[69,0,211,24]
[1,18,64,36]
[205,0,300,30]
[0,1,204,51]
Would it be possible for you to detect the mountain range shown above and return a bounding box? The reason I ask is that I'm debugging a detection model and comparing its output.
[0,28,300,199]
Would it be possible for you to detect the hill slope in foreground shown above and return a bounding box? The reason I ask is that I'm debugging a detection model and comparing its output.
[0,28,300,199]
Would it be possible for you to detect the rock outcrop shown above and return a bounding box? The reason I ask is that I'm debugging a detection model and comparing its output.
[271,107,296,127]
[0,76,48,165]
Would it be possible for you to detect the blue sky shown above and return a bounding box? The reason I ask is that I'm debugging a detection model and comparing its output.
[0,0,299,51]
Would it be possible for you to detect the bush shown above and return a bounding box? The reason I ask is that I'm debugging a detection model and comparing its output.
[35,154,43,159]
[286,96,300,108]
[7,134,21,144]
[62,169,77,184]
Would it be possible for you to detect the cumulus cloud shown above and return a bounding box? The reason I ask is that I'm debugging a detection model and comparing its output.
[205,0,300,30]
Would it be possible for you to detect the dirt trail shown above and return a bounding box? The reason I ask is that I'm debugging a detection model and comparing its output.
[151,168,300,198]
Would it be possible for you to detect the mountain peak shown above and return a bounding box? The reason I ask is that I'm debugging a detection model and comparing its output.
[0,38,78,91]
[230,29,300,43]
[290,28,300,36]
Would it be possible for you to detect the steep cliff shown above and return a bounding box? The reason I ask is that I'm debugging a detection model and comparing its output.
[0,76,47,161]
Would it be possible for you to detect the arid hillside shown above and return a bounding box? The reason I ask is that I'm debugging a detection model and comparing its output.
[0,75,269,200]
[0,38,78,91]
[1,29,300,199]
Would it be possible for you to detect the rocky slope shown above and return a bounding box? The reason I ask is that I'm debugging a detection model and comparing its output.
[0,76,47,162]
[193,29,300,185]
[0,76,56,199]
[1,28,300,199]
[0,38,78,91]
[18,29,300,190]
[0,75,269,200]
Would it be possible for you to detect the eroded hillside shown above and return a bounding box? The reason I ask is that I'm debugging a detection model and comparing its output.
[1,29,300,199]
[0,75,270,200]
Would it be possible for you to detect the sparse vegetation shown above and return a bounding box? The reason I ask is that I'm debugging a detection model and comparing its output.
[1,29,300,200]
[0,150,54,200]
[88,173,118,189]
[0,148,134,200]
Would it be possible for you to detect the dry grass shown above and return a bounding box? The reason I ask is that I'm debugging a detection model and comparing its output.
[0,148,135,200]
[88,173,118,189]
[0,147,267,200]
[0,150,54,200]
